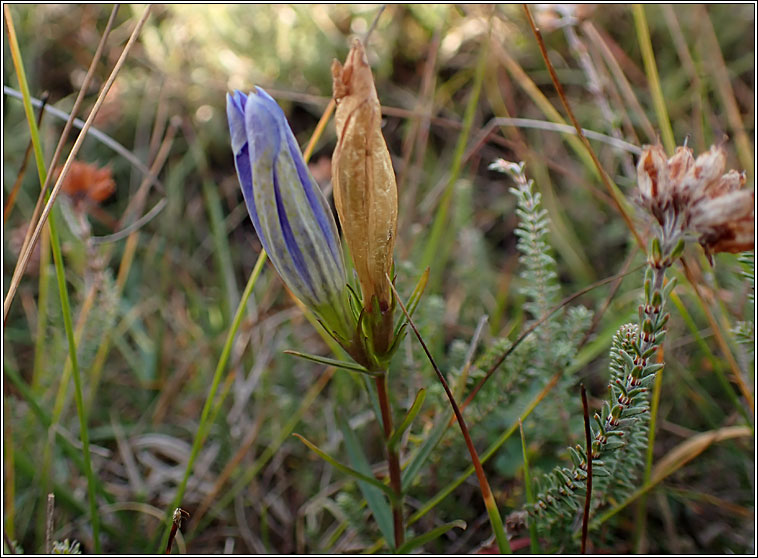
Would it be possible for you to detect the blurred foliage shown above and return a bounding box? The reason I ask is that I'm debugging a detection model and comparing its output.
[3,4,754,554]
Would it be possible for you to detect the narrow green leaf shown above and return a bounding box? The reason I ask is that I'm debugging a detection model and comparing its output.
[396,520,466,554]
[159,251,266,552]
[336,412,396,547]
[394,267,430,337]
[402,415,449,491]
[519,421,541,554]
[388,389,426,451]
[406,267,430,318]
[292,434,395,498]
[283,350,376,375]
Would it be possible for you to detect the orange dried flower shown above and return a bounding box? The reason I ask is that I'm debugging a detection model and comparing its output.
[57,160,115,209]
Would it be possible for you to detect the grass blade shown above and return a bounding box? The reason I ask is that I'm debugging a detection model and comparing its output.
[518,420,540,554]
[293,434,396,499]
[396,520,466,554]
[4,7,102,551]
[420,18,489,286]
[632,4,676,154]
[336,412,396,548]
[157,250,266,552]
[388,388,426,451]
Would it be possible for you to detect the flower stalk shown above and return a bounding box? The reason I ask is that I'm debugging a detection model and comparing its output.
[226,38,421,551]
[374,373,404,548]
[389,276,512,554]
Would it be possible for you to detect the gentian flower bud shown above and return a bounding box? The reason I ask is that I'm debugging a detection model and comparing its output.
[227,87,355,340]
[331,39,398,314]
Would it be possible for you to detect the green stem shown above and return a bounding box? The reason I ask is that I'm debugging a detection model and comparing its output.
[633,4,676,154]
[374,373,404,548]
[421,20,489,283]
[634,363,663,552]
[157,250,266,552]
[5,7,102,551]
[389,279,511,553]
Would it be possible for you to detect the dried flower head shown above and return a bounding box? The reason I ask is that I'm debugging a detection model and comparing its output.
[57,160,115,209]
[636,143,754,259]
[331,38,398,313]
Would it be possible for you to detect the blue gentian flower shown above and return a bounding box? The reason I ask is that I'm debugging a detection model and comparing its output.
[227,87,355,339]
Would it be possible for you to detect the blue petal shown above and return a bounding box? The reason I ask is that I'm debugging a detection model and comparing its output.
[227,91,270,255]
[251,87,344,269]
[234,143,271,256]
[271,167,318,300]
[283,128,343,264]
[230,86,348,315]
[226,91,248,156]
[246,88,283,162]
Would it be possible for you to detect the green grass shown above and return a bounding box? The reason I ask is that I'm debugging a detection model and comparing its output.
[2,4,754,554]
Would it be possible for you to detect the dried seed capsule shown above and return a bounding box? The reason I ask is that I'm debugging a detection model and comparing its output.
[331,38,398,313]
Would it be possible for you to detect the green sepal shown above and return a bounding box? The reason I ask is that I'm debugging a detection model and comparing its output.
[593,412,606,436]
[651,236,662,262]
[591,465,611,477]
[642,363,664,376]
[638,374,658,387]
[620,349,636,371]
[669,238,685,261]
[651,290,663,309]
[623,405,648,417]
[393,267,430,338]
[654,329,667,344]
[568,446,585,468]
[283,349,380,376]
[641,346,658,360]
[602,439,626,451]
[662,277,678,299]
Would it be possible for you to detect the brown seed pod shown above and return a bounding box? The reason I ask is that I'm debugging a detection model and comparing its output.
[331,38,398,311]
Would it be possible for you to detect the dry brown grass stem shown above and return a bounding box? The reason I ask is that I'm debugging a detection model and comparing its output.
[10,6,119,265]
[680,257,754,414]
[522,4,645,252]
[3,5,152,321]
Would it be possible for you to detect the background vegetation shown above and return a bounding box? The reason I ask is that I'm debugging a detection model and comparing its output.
[3,4,754,554]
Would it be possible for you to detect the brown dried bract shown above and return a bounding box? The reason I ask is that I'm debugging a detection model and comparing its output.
[636,143,754,259]
[331,38,398,311]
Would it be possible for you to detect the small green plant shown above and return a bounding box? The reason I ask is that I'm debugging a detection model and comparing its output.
[52,539,82,554]
[3,5,753,554]
[509,142,754,550]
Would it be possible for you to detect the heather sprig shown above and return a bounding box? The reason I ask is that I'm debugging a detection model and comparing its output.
[524,142,753,545]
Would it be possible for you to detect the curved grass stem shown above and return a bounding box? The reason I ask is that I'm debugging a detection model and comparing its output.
[157,250,266,552]
[388,276,511,553]
[4,7,102,551]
